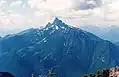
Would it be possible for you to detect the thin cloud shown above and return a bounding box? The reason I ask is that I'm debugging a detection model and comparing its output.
[0,0,119,36]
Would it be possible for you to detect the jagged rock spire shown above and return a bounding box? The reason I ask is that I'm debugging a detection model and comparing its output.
[52,17,63,26]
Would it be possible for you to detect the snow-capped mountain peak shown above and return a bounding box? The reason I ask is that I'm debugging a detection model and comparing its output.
[52,17,62,24]
[45,17,69,31]
[52,17,69,28]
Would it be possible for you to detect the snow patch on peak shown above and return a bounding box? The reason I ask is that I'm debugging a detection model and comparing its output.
[51,24,54,27]
[45,27,48,30]
[61,26,65,29]
[56,26,59,30]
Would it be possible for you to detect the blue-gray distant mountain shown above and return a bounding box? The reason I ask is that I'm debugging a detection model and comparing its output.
[80,25,119,42]
[115,42,119,46]
[0,18,119,77]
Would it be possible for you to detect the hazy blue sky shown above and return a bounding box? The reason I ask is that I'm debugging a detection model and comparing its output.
[0,0,119,35]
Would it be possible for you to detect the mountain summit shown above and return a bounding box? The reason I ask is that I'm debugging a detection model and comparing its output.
[45,17,69,30]
[53,17,62,24]
[0,18,119,77]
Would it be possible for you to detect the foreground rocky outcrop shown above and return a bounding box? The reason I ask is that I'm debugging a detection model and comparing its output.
[82,66,119,77]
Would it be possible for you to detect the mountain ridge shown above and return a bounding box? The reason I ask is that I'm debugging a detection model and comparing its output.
[80,25,119,42]
[0,18,119,77]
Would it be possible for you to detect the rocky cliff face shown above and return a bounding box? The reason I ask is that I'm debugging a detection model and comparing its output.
[0,18,119,77]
